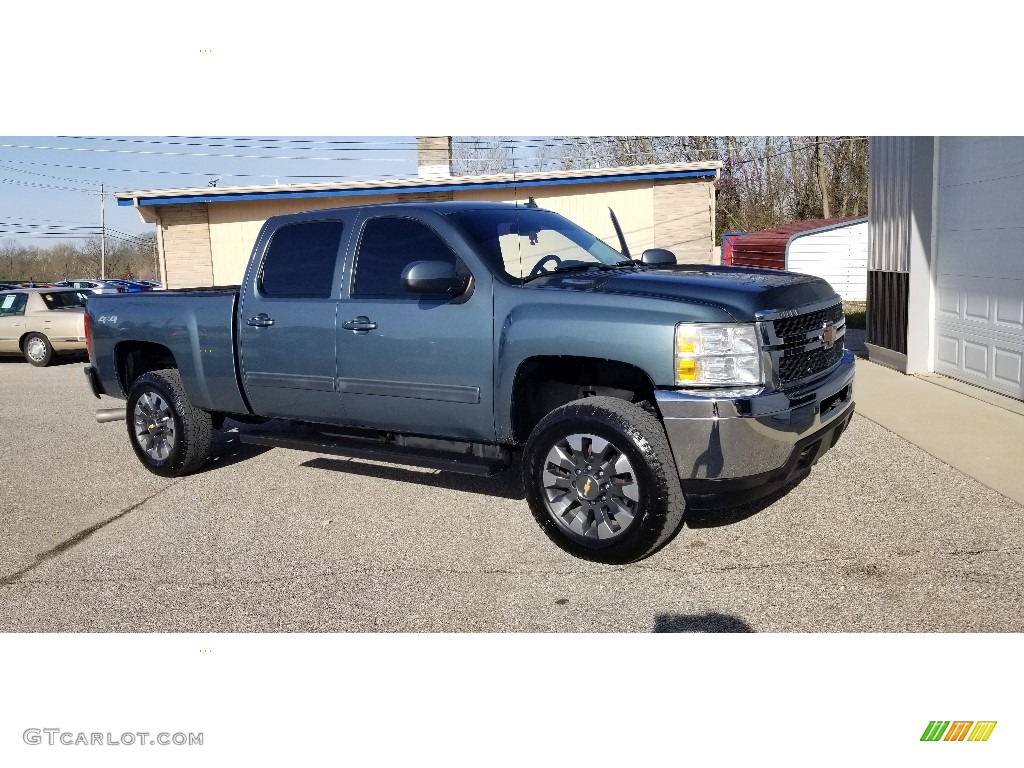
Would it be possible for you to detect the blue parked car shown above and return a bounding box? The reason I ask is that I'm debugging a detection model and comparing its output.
[103,279,153,293]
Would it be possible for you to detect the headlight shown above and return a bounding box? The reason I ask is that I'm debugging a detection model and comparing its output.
[674,323,763,386]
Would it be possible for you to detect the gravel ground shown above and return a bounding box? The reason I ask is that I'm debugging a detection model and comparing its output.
[1,357,1022,632]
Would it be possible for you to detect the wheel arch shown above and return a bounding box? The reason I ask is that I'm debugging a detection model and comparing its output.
[509,356,657,444]
[115,340,178,395]
[20,331,53,365]
[19,331,47,351]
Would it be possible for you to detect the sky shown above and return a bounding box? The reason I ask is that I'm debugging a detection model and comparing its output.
[0,136,422,249]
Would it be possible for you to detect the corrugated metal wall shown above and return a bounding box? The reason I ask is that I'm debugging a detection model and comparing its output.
[787,221,868,301]
[867,137,915,358]
[868,137,912,272]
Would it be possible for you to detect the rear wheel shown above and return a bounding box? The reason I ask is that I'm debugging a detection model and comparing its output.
[23,333,54,366]
[126,368,213,477]
[523,396,686,563]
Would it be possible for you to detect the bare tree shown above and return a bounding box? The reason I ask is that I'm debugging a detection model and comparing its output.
[815,137,832,218]
[0,234,159,282]
[0,239,20,280]
[450,135,869,240]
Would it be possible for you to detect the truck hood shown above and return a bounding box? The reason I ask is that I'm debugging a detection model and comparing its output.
[529,264,839,320]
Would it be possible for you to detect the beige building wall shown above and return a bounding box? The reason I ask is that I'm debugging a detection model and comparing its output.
[189,178,714,286]
[157,204,214,288]
[207,196,393,286]
[455,181,656,255]
[653,181,716,263]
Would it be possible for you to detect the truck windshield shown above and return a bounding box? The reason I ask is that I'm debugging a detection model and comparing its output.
[446,208,630,282]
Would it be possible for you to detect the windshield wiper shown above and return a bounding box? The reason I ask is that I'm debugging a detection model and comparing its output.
[522,262,626,283]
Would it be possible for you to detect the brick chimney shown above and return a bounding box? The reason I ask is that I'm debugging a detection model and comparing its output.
[416,136,452,178]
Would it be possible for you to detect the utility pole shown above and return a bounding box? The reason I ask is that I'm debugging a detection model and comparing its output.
[100,183,107,279]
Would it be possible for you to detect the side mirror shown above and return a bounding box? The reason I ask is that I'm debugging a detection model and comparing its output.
[401,261,468,295]
[640,248,677,266]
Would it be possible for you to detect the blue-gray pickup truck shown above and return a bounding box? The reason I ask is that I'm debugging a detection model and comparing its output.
[84,201,854,563]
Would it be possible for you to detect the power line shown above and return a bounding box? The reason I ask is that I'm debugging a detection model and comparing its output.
[0,161,94,186]
[0,178,94,193]
[0,223,102,231]
[59,136,423,152]
[0,157,347,179]
[0,141,414,163]
[106,228,153,245]
[0,215,96,225]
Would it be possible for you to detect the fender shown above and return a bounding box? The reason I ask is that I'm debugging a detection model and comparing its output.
[492,284,735,441]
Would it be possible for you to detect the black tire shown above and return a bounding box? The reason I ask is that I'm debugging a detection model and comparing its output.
[23,333,54,367]
[126,368,214,477]
[523,396,686,564]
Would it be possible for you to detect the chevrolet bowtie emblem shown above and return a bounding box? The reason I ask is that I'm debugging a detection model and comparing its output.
[822,322,838,349]
[583,478,592,495]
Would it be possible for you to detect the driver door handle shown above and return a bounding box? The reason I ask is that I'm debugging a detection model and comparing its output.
[246,313,275,328]
[342,316,377,332]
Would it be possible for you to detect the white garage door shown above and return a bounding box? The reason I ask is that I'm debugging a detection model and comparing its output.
[933,137,1024,400]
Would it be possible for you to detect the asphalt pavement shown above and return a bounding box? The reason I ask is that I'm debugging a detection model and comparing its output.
[1,355,1022,632]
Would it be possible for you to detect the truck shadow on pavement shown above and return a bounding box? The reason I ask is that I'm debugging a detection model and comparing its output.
[653,612,755,632]
[300,457,527,500]
[193,430,273,475]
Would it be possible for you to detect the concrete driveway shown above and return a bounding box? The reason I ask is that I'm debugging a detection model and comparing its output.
[1,358,1022,632]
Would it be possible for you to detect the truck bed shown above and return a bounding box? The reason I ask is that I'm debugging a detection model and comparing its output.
[87,287,249,414]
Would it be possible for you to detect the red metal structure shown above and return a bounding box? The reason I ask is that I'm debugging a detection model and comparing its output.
[729,217,862,270]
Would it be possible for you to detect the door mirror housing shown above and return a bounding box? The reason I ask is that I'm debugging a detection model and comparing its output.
[401,261,468,295]
[640,248,677,266]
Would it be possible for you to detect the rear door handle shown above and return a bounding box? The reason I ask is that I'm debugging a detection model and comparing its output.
[342,316,377,332]
[246,313,275,328]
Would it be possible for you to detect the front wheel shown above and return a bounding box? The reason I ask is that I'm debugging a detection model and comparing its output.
[126,368,214,477]
[523,396,686,563]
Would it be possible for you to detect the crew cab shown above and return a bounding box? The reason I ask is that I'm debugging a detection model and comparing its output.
[84,202,854,562]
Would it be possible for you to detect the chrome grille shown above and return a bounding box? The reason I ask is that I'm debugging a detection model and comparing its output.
[778,343,845,382]
[772,302,844,338]
[763,301,846,386]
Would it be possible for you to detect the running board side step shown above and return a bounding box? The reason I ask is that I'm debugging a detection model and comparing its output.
[238,432,509,477]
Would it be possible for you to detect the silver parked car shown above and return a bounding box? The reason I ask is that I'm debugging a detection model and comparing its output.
[0,288,89,366]
[55,279,127,294]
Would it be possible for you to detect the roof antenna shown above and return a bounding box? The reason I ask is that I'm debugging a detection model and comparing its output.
[524,196,538,208]
[608,207,630,257]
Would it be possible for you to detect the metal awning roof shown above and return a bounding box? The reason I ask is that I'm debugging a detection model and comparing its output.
[114,161,722,208]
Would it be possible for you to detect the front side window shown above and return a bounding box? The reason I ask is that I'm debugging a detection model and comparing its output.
[352,217,459,297]
[259,221,344,298]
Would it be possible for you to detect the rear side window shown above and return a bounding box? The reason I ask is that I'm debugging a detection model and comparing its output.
[352,217,458,297]
[0,293,28,316]
[41,291,89,309]
[259,221,344,298]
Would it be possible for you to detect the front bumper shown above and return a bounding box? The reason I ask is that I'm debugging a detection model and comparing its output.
[655,350,855,505]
